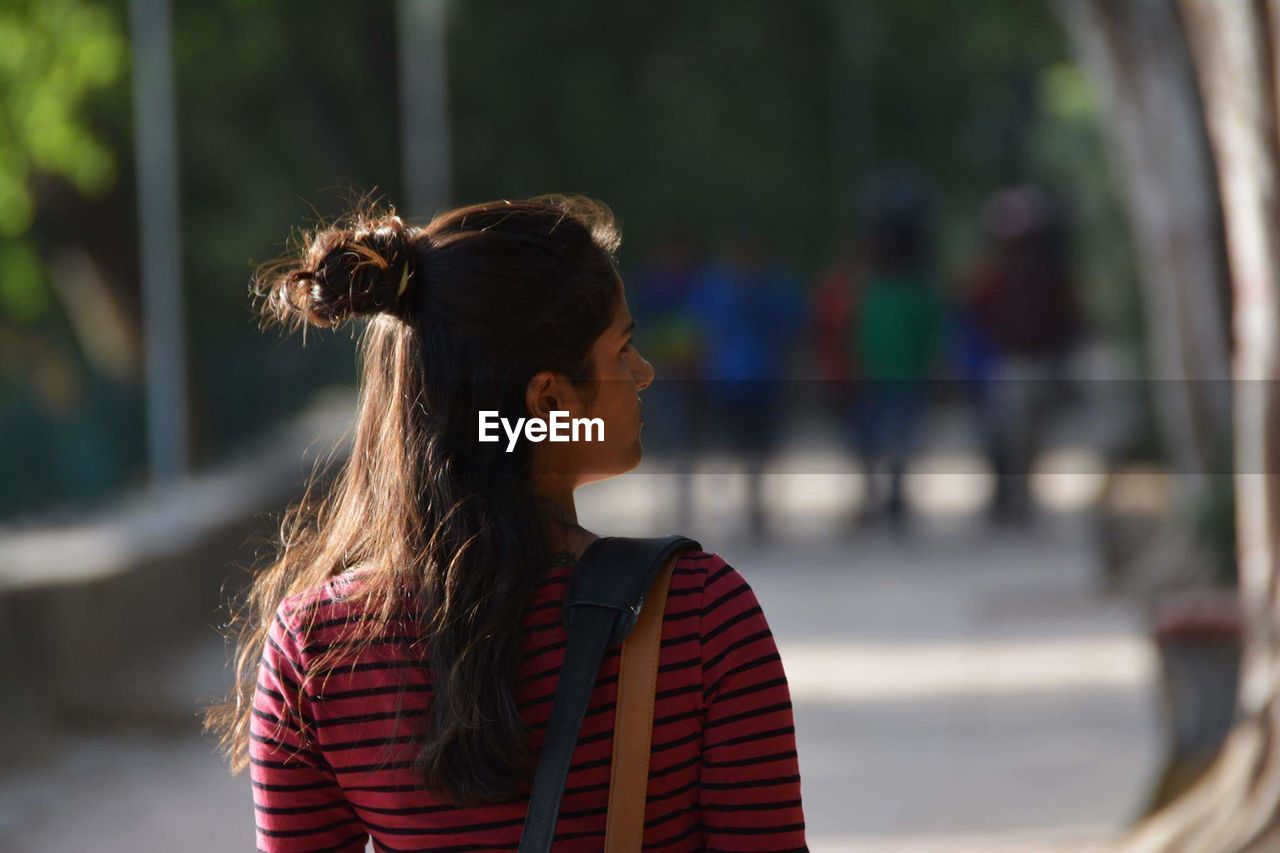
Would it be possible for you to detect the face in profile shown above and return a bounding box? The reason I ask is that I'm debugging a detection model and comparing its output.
[579,285,654,482]
[528,282,654,488]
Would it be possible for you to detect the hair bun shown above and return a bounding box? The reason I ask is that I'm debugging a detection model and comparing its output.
[255,208,419,330]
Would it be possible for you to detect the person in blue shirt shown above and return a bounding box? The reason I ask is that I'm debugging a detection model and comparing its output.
[689,233,805,539]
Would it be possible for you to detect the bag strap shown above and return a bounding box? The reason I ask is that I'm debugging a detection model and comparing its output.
[604,549,678,851]
[518,535,700,853]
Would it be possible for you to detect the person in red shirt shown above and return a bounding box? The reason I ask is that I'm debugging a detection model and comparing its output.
[208,195,808,851]
[963,185,1081,526]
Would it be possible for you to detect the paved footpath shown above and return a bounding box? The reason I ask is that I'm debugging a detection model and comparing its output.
[741,525,1159,852]
[0,474,1160,852]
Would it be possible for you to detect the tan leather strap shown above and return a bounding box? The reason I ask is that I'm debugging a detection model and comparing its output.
[603,553,678,851]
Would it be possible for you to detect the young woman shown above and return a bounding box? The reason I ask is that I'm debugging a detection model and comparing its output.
[209,195,808,851]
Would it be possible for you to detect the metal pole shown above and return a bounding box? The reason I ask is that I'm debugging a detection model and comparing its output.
[129,0,189,483]
[397,0,452,218]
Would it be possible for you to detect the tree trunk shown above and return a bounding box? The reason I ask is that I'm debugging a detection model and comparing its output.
[1056,0,1232,497]
[1125,1,1280,850]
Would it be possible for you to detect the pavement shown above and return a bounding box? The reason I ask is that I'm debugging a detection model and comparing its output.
[747,528,1159,852]
[0,411,1162,852]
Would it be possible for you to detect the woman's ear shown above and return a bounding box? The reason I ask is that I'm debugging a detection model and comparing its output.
[525,370,576,421]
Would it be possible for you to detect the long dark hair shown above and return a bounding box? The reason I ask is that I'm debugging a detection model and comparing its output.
[207,195,622,806]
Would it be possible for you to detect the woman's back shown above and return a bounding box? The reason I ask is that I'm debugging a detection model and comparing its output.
[215,196,810,850]
[252,549,807,851]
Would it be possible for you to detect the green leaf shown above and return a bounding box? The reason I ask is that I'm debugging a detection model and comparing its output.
[0,239,50,323]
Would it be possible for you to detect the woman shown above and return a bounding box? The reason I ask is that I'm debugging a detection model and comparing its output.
[209,195,808,850]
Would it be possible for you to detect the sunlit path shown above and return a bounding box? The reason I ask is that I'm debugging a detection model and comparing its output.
[1,435,1159,851]
[581,447,1161,851]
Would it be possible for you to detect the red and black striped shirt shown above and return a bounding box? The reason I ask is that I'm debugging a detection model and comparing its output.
[251,549,807,851]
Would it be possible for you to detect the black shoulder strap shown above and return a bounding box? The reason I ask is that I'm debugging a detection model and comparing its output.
[518,535,701,853]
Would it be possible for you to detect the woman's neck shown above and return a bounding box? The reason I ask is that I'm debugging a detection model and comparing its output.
[535,482,597,559]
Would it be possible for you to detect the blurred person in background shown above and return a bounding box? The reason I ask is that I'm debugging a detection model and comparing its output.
[812,233,863,428]
[688,230,805,541]
[628,227,704,526]
[208,195,807,850]
[850,167,944,533]
[963,184,1081,527]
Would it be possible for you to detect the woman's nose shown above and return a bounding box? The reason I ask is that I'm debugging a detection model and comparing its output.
[635,353,655,391]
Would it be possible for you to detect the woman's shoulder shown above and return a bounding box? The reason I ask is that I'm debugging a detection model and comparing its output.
[668,548,775,642]
[668,548,754,601]
[670,548,727,575]
[273,566,389,642]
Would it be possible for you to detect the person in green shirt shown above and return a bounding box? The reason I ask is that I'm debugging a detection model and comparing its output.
[851,169,944,531]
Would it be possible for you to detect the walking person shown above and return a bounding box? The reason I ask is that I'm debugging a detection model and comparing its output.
[688,233,805,541]
[811,234,863,434]
[208,196,808,850]
[964,185,1081,526]
[851,168,943,532]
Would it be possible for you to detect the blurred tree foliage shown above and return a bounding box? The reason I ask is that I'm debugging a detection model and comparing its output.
[450,0,1091,266]
[2,0,1135,519]
[162,0,401,460]
[448,0,1136,342]
[0,0,123,325]
[2,0,402,517]
[0,0,129,516]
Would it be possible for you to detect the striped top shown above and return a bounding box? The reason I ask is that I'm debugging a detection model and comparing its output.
[251,549,807,851]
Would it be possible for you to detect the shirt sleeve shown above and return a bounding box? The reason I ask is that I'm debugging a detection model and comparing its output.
[251,605,368,852]
[697,557,808,851]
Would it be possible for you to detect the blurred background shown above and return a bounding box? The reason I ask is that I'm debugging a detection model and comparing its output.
[0,0,1263,850]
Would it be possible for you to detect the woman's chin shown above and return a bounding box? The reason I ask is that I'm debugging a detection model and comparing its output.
[627,442,644,472]
[576,449,643,486]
